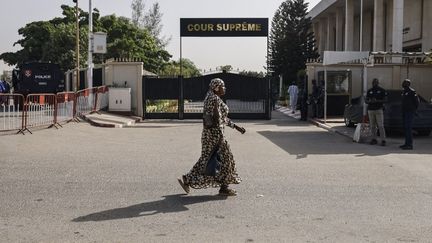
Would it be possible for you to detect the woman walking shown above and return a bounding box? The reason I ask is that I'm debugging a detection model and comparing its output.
[177,78,245,196]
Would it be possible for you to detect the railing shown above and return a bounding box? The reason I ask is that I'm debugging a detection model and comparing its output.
[307,52,432,65]
[0,85,109,134]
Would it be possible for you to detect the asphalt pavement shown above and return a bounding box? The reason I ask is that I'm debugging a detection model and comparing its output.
[1,110,432,242]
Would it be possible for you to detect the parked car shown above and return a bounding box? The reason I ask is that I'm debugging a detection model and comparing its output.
[344,90,432,136]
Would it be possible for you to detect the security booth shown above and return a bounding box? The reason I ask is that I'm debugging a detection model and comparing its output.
[317,70,352,116]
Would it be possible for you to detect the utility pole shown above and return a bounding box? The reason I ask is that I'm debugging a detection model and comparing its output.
[87,0,93,89]
[74,0,80,91]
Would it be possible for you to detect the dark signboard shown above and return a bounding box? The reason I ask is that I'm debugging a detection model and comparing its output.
[180,18,268,37]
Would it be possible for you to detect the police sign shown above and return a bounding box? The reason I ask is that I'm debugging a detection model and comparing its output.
[180,18,268,37]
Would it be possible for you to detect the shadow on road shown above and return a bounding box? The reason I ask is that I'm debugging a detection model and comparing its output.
[258,130,432,158]
[72,194,227,222]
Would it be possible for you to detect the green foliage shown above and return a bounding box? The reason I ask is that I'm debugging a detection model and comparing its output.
[146,100,178,113]
[269,0,318,85]
[239,70,265,78]
[0,4,171,73]
[131,1,170,48]
[159,58,201,78]
[219,65,233,72]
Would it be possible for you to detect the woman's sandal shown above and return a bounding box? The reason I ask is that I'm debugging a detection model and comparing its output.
[177,176,190,194]
[218,187,237,196]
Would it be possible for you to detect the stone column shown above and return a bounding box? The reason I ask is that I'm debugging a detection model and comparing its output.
[320,17,327,55]
[373,0,385,51]
[345,0,355,51]
[313,22,321,53]
[362,11,372,51]
[392,0,404,62]
[327,16,336,51]
[422,0,432,51]
[335,7,344,51]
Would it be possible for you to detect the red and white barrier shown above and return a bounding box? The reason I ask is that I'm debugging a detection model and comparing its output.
[0,94,25,133]
[2,85,108,134]
[56,92,76,124]
[23,94,57,134]
[75,88,97,117]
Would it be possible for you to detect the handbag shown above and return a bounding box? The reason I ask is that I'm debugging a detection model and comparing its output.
[204,145,221,176]
[353,123,372,143]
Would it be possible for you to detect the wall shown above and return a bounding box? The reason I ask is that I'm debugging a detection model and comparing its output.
[103,61,144,116]
[307,63,432,102]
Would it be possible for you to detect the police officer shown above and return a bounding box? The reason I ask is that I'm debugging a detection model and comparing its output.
[365,78,388,146]
[400,79,420,150]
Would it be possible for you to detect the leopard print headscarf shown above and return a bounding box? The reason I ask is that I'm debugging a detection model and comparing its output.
[209,78,224,91]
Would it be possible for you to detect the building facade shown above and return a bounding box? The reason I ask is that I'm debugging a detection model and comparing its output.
[309,0,432,55]
[306,0,432,113]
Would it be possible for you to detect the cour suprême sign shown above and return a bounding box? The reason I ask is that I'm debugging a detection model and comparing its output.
[180,18,268,37]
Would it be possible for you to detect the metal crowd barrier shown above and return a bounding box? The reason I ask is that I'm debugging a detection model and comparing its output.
[0,94,25,134]
[22,94,57,134]
[75,87,98,117]
[94,86,109,112]
[2,85,108,134]
[56,92,76,124]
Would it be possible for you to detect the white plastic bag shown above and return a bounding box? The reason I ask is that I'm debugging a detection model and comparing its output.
[353,123,372,143]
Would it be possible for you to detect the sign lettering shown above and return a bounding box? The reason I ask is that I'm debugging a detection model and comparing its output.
[180,18,268,37]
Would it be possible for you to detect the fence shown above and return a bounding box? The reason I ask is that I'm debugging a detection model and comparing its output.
[0,94,25,133]
[0,86,108,134]
[56,92,76,124]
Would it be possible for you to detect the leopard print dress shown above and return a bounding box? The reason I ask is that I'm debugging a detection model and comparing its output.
[183,90,242,189]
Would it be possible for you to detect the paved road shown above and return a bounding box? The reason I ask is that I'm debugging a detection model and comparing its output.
[1,111,432,242]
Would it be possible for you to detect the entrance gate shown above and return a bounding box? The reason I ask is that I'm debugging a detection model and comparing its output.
[143,72,270,119]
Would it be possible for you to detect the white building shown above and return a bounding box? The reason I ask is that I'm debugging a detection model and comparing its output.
[306,0,432,116]
[309,0,432,54]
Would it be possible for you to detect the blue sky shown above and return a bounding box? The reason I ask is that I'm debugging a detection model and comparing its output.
[0,0,320,73]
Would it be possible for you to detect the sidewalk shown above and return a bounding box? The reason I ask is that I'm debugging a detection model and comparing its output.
[83,111,141,128]
[276,105,355,140]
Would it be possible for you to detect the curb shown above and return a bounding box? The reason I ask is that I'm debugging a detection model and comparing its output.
[81,115,118,128]
[276,106,353,140]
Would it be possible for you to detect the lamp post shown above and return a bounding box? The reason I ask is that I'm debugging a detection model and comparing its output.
[73,0,80,91]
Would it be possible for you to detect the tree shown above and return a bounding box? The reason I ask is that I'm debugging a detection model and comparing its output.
[269,0,318,85]
[131,2,170,48]
[131,0,145,27]
[219,65,233,72]
[239,70,265,78]
[0,4,171,73]
[159,58,201,78]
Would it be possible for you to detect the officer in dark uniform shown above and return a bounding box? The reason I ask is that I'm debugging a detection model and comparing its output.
[365,78,388,146]
[400,79,420,150]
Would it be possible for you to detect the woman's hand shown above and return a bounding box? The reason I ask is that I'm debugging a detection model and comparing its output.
[233,124,246,134]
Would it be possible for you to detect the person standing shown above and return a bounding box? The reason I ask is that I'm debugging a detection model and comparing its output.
[316,80,325,118]
[288,82,299,114]
[310,79,319,118]
[177,78,245,196]
[400,79,420,150]
[365,78,388,146]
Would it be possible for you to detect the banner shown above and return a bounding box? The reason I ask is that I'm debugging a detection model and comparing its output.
[180,18,268,37]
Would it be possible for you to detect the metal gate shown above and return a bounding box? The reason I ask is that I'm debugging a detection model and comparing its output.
[143,72,270,119]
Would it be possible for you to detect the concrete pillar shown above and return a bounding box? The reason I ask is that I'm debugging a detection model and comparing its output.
[320,18,327,55]
[362,11,373,51]
[327,16,336,51]
[392,0,403,52]
[373,0,385,51]
[422,0,432,51]
[313,22,321,53]
[335,7,344,51]
[345,0,355,51]
[392,0,404,63]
